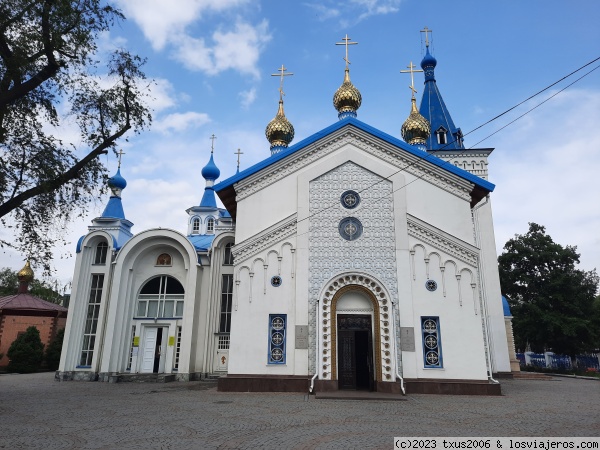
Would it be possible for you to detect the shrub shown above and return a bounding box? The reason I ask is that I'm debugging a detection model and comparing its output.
[45,328,65,371]
[7,326,44,373]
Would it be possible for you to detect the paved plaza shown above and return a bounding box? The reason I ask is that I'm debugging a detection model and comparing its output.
[0,373,598,449]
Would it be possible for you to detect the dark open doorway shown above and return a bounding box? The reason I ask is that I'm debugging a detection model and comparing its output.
[337,315,374,391]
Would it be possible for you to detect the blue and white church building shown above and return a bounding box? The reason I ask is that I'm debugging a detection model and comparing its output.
[58,35,518,394]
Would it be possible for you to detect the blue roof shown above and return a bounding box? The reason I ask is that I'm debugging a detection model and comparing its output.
[101,196,126,219]
[214,117,494,194]
[419,46,464,151]
[187,234,215,251]
[220,209,231,218]
[199,187,217,208]
[502,295,512,316]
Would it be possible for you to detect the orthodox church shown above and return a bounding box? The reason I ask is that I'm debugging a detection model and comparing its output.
[58,34,516,395]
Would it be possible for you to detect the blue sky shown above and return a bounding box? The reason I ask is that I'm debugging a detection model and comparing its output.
[1,0,599,286]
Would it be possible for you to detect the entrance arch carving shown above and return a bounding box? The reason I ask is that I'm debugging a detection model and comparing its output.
[319,273,394,384]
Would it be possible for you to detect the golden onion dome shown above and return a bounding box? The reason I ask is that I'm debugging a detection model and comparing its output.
[265,100,294,151]
[401,97,431,147]
[17,260,34,283]
[333,68,362,118]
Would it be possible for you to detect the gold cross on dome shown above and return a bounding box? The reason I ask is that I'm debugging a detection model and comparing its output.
[420,26,432,47]
[336,34,358,68]
[271,65,293,101]
[209,134,217,154]
[117,149,126,168]
[400,61,424,98]
[234,148,243,171]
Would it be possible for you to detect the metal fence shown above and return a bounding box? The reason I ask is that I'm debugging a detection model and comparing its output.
[516,352,599,371]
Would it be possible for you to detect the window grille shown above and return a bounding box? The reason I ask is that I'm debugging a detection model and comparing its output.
[268,314,286,364]
[80,274,104,366]
[174,326,182,370]
[136,275,184,318]
[421,316,443,368]
[127,325,136,370]
[207,218,215,233]
[94,242,108,265]
[223,243,234,265]
[192,217,200,234]
[218,335,230,350]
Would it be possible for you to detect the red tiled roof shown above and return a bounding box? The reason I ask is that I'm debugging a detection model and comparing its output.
[0,293,68,312]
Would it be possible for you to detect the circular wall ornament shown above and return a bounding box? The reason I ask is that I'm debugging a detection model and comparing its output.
[271,316,285,330]
[338,217,363,241]
[425,279,437,292]
[271,348,283,361]
[423,319,437,333]
[340,190,360,209]
[271,275,282,287]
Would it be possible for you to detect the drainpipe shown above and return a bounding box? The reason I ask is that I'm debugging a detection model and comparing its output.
[393,301,406,395]
[472,195,499,385]
[309,299,319,393]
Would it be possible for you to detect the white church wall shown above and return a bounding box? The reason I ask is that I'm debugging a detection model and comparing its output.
[474,199,511,373]
[407,235,488,380]
[59,231,114,377]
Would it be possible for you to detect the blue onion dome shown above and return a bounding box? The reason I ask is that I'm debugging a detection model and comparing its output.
[421,46,437,82]
[108,168,127,191]
[201,154,221,181]
[333,68,361,118]
[265,100,295,149]
[401,97,431,146]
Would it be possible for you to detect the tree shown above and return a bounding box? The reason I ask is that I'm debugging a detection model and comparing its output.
[498,223,599,355]
[7,325,45,373]
[0,0,151,272]
[0,266,64,303]
[45,327,64,370]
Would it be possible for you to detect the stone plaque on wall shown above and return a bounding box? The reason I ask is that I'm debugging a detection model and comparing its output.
[295,325,308,349]
[400,327,415,352]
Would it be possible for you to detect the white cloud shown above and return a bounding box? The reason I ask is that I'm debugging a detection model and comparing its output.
[304,0,400,25]
[116,0,249,51]
[490,88,600,273]
[239,88,257,109]
[173,20,271,78]
[154,111,211,133]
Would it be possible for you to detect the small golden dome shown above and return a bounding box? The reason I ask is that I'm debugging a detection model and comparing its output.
[333,69,362,118]
[17,260,34,283]
[401,97,431,146]
[265,100,294,151]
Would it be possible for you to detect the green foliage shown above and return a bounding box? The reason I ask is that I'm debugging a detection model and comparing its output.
[0,1,151,272]
[7,326,45,373]
[499,223,599,355]
[45,328,64,370]
[0,267,64,304]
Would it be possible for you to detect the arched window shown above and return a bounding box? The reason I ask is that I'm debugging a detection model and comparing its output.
[207,218,215,234]
[192,217,200,234]
[223,242,234,265]
[436,127,447,145]
[94,241,108,265]
[136,275,185,318]
[156,253,172,266]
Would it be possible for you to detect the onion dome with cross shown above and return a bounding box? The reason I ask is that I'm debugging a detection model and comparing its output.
[265,65,295,155]
[333,35,361,120]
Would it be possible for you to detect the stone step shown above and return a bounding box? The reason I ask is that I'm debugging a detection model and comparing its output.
[115,373,176,383]
[512,372,552,380]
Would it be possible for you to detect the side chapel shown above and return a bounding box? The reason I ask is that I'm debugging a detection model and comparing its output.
[58,32,515,394]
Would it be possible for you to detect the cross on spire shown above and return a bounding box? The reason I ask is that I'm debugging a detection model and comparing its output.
[421,26,432,48]
[400,61,424,99]
[234,148,243,173]
[271,65,293,101]
[335,34,358,68]
[209,134,217,154]
[117,149,125,168]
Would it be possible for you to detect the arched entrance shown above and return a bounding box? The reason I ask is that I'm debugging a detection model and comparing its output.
[318,273,395,391]
[332,286,381,390]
